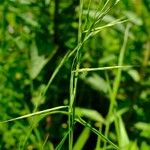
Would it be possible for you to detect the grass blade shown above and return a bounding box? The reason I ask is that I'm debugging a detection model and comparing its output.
[0,106,68,123]
[55,129,71,150]
[76,117,120,150]
[73,127,90,150]
[73,65,132,73]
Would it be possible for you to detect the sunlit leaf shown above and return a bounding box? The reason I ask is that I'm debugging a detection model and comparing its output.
[76,117,119,150]
[82,73,108,93]
[140,141,150,150]
[75,107,105,124]
[73,127,90,150]
[124,11,143,25]
[128,141,139,150]
[30,42,56,79]
[118,116,129,148]
[0,106,68,123]
[128,69,140,82]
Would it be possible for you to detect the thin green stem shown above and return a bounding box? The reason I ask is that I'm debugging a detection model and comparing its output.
[103,24,131,149]
[95,124,102,150]
[0,106,68,123]
[76,117,120,150]
[69,0,83,149]
[108,24,131,119]
[73,65,132,73]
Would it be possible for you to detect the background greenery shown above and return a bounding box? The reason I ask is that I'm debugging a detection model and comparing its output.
[0,0,150,149]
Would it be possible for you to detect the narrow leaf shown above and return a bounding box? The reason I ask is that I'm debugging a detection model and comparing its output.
[118,116,129,148]
[76,117,120,150]
[73,65,132,73]
[73,127,90,150]
[0,106,68,123]
[55,129,70,150]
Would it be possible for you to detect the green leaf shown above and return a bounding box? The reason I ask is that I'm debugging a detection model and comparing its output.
[128,69,140,82]
[135,122,150,138]
[135,122,150,131]
[76,117,120,150]
[109,108,128,123]
[140,141,150,150]
[19,14,39,27]
[99,54,116,65]
[118,116,129,149]
[128,141,139,150]
[0,106,68,123]
[82,73,108,93]
[75,107,105,124]
[73,127,90,150]
[73,65,132,73]
[55,129,70,150]
[30,42,56,79]
[30,42,48,79]
[124,11,143,25]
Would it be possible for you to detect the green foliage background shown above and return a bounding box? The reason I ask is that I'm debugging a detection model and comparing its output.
[0,0,150,149]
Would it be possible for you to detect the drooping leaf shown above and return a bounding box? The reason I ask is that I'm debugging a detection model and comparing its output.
[30,42,56,79]
[75,107,105,124]
[82,73,108,93]
[128,69,140,82]
[30,42,48,79]
[124,11,143,26]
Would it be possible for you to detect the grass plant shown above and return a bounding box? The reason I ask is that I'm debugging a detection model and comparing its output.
[0,0,136,150]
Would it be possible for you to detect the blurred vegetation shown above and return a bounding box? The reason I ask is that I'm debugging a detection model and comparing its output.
[0,0,150,150]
